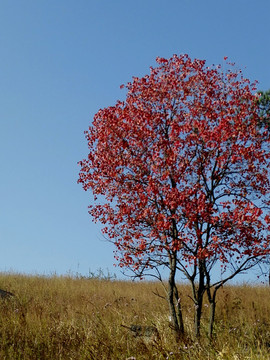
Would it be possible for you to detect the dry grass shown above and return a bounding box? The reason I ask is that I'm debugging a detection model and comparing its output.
[0,273,269,359]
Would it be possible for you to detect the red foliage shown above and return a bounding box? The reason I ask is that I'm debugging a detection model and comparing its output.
[78,54,270,272]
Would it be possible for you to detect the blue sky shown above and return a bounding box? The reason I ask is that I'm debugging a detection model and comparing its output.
[0,0,269,281]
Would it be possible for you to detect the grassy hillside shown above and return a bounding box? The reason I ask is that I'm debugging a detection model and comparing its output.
[0,273,269,359]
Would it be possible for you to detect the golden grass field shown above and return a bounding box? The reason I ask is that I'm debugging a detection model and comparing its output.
[0,272,269,359]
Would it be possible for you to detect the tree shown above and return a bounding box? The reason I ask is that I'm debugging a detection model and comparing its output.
[78,55,270,339]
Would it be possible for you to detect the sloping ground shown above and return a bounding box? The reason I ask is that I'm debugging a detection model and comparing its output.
[0,273,269,359]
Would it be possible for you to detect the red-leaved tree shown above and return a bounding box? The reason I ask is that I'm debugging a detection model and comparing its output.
[78,55,270,338]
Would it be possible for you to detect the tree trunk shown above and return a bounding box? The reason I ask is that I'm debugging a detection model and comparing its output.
[174,284,184,334]
[168,282,181,335]
[194,260,205,337]
[194,296,203,337]
[168,253,184,340]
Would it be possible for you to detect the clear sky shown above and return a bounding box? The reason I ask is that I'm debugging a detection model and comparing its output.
[0,0,270,281]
